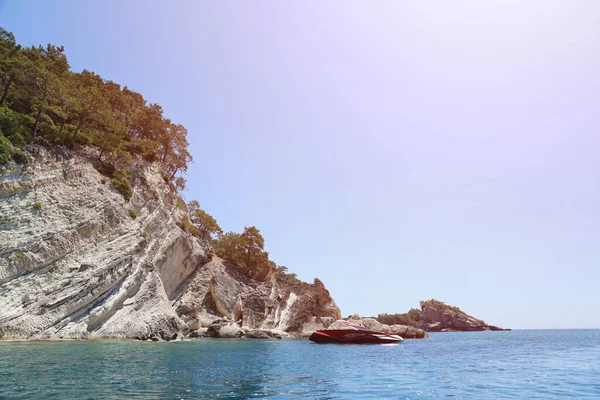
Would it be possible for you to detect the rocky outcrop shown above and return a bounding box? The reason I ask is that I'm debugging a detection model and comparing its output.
[173,257,340,338]
[0,146,340,340]
[330,317,428,339]
[417,299,507,332]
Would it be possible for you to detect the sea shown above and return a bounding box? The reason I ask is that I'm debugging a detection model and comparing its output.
[0,330,598,399]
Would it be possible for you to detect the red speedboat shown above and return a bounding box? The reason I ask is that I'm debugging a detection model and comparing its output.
[309,321,403,344]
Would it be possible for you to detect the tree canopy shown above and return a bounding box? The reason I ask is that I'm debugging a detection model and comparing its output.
[174,200,297,283]
[376,309,422,327]
[179,200,223,242]
[212,227,271,281]
[0,26,192,187]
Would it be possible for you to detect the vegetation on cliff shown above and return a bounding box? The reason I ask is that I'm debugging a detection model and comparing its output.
[0,27,190,184]
[173,198,291,282]
[0,26,301,287]
[377,299,469,326]
[178,201,298,283]
[377,308,422,327]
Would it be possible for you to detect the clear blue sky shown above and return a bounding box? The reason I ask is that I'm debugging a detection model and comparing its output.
[2,1,599,329]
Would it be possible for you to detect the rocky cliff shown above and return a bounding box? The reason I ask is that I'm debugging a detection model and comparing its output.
[418,299,507,332]
[0,146,340,340]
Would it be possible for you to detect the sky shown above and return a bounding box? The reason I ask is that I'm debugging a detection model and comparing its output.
[1,1,599,329]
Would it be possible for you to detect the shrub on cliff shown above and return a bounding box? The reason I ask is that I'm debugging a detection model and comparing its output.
[0,105,29,146]
[96,162,117,178]
[176,215,198,235]
[273,265,300,284]
[0,132,27,165]
[0,132,10,165]
[212,227,271,282]
[11,148,27,164]
[187,200,222,241]
[111,177,132,201]
[175,196,187,211]
[177,200,282,283]
[420,299,464,314]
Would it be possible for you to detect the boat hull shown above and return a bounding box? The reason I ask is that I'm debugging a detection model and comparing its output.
[309,329,403,344]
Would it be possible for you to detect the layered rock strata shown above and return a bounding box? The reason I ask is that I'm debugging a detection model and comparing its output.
[0,146,340,340]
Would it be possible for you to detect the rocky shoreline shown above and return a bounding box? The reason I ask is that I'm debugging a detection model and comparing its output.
[185,316,429,340]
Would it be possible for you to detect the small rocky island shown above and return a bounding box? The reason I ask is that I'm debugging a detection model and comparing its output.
[375,299,508,333]
[325,299,507,340]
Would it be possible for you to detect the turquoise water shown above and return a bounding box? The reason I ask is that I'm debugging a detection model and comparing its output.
[0,330,598,399]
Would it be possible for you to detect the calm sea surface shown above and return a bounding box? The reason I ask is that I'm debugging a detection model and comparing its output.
[0,330,598,399]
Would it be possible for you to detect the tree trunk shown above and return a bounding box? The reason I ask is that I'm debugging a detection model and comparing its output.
[124,123,133,140]
[98,131,115,162]
[58,119,66,136]
[32,91,48,140]
[32,106,44,140]
[0,76,11,106]
[98,144,107,162]
[169,167,179,181]
[73,118,83,139]
[162,143,169,163]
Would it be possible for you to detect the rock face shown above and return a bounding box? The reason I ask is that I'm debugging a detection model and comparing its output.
[329,317,427,339]
[418,299,507,332]
[174,257,340,338]
[0,146,340,340]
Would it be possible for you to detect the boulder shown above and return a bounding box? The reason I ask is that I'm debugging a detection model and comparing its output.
[210,272,242,321]
[298,316,336,338]
[189,328,207,338]
[197,314,219,328]
[326,320,354,330]
[389,324,408,336]
[219,322,243,338]
[403,326,427,338]
[419,321,442,332]
[204,323,221,338]
[243,329,282,339]
[186,318,201,331]
[361,318,388,332]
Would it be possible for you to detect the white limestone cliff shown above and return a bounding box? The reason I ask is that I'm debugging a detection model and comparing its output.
[0,146,340,340]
